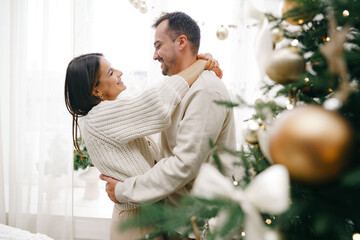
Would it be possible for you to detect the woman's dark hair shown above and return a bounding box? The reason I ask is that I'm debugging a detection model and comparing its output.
[153,11,200,55]
[64,53,103,154]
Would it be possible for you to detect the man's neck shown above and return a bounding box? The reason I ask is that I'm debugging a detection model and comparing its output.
[175,55,197,74]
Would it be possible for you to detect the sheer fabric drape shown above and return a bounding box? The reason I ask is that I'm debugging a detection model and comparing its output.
[0,0,74,239]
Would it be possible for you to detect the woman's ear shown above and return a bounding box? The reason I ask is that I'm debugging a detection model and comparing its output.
[92,88,103,99]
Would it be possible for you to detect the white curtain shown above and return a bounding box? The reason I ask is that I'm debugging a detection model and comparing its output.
[0,0,268,239]
[0,0,74,239]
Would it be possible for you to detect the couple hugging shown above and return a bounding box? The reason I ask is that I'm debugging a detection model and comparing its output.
[65,11,237,240]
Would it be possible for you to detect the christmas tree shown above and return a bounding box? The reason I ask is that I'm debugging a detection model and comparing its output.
[124,0,360,239]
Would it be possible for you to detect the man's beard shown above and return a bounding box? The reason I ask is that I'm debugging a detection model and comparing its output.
[159,55,176,76]
[162,65,169,76]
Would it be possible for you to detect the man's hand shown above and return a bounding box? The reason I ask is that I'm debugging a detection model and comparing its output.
[99,174,120,204]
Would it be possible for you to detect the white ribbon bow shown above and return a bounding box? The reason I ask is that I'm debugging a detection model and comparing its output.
[192,163,290,240]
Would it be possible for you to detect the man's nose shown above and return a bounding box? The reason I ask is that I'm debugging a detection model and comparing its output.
[153,50,159,61]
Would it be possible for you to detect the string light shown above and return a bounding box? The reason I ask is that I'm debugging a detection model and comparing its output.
[286,104,294,110]
[343,10,350,17]
[265,219,272,224]
[233,180,239,186]
[353,233,360,240]
[298,19,304,24]
[304,77,310,82]
[241,232,246,237]
[291,39,299,46]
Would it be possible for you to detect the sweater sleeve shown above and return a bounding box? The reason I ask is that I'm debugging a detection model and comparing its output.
[85,75,188,144]
[114,89,229,203]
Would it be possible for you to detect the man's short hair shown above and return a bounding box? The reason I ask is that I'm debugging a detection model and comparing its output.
[153,11,200,54]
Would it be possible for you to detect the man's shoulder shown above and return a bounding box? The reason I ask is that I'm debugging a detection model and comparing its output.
[191,71,230,96]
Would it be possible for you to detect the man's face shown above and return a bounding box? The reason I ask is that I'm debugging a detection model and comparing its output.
[153,20,180,76]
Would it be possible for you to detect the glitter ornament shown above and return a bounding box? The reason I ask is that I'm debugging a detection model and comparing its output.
[265,47,306,85]
[269,105,354,183]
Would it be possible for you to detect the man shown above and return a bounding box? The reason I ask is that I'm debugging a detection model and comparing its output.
[101,10,236,230]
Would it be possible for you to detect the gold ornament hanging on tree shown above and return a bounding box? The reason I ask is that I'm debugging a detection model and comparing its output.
[271,28,284,44]
[265,47,306,85]
[243,119,260,144]
[269,105,354,184]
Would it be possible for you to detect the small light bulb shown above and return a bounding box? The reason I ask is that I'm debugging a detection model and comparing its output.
[324,98,342,111]
[291,39,299,46]
[286,104,294,110]
[343,10,350,17]
[241,232,246,237]
[265,219,272,224]
[233,180,239,186]
[328,88,333,92]
[304,77,309,82]
[353,233,360,240]
[326,37,331,41]
[298,19,304,24]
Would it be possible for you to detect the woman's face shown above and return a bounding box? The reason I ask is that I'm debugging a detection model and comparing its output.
[93,57,126,100]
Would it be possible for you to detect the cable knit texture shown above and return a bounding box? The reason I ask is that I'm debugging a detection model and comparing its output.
[81,75,188,210]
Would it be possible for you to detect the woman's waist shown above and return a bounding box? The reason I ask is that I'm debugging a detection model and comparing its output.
[114,202,139,211]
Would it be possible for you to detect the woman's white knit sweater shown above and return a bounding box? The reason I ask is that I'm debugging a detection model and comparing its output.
[81,75,188,210]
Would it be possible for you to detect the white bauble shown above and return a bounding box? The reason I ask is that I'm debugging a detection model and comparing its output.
[216,25,229,40]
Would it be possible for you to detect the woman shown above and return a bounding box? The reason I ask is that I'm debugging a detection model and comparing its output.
[64,53,220,240]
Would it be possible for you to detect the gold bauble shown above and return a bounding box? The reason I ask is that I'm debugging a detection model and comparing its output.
[216,25,229,40]
[265,47,305,85]
[282,0,315,25]
[271,28,284,44]
[269,105,354,184]
[243,120,260,144]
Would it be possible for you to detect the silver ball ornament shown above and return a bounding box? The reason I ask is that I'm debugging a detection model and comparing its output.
[216,25,229,40]
[133,0,141,9]
[139,3,147,13]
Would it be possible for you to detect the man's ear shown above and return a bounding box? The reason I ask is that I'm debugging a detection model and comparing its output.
[177,35,188,50]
